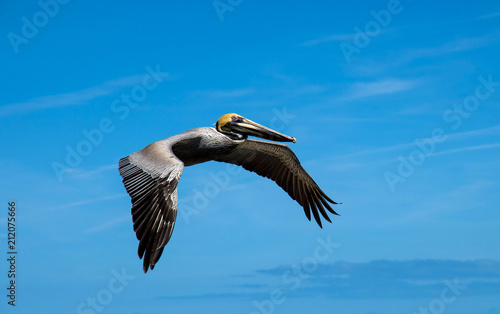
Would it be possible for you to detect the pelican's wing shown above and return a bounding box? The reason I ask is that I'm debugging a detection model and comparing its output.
[118,141,183,273]
[215,139,339,227]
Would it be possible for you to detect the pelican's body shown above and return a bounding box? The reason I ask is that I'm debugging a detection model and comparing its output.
[119,114,339,272]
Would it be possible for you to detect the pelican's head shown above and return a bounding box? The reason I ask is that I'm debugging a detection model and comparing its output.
[216,113,297,143]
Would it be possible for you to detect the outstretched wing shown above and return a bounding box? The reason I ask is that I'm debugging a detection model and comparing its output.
[215,139,339,228]
[118,141,183,273]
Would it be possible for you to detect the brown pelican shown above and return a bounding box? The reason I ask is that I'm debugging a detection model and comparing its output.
[119,113,339,272]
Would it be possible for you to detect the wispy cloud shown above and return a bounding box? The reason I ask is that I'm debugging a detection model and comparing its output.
[344,33,500,74]
[256,259,499,298]
[474,11,500,21]
[375,141,500,166]
[433,142,500,157]
[337,142,416,159]
[157,292,260,301]
[156,259,500,300]
[197,88,255,99]
[86,214,130,233]
[383,141,500,163]
[398,33,500,64]
[258,259,500,281]
[337,124,500,159]
[287,84,328,95]
[0,74,145,116]
[190,84,329,107]
[301,33,357,46]
[447,125,500,140]
[340,78,418,100]
[69,164,118,180]
[301,29,393,46]
[321,117,385,123]
[49,193,127,211]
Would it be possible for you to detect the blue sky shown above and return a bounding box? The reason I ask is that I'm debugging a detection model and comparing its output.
[1,0,500,313]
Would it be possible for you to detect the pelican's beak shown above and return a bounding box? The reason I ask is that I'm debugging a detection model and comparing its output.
[230,118,297,143]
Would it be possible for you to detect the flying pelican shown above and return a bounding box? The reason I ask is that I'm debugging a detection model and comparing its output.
[119,113,339,272]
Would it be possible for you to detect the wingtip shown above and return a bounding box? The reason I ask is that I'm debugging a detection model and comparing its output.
[143,262,154,273]
[314,215,323,228]
[332,202,342,216]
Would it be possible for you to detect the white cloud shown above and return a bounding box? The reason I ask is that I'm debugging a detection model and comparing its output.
[0,74,145,116]
[398,33,500,64]
[378,141,500,165]
[49,193,127,211]
[301,29,393,46]
[86,214,130,233]
[447,125,500,140]
[474,11,500,21]
[338,142,416,159]
[69,164,118,180]
[343,33,500,76]
[198,88,255,99]
[432,142,500,157]
[337,124,500,159]
[341,79,418,100]
[301,33,357,46]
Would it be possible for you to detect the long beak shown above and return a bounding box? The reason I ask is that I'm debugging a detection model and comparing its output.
[230,118,296,143]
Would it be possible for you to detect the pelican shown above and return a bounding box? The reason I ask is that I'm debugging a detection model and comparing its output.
[119,113,339,272]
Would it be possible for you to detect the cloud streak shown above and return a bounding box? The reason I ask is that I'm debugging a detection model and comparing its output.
[337,124,500,159]
[49,193,127,211]
[340,79,418,100]
[301,33,358,46]
[68,164,118,180]
[398,33,500,64]
[196,88,255,99]
[474,11,500,21]
[301,29,392,46]
[156,259,500,300]
[86,214,130,233]
[0,74,145,116]
[432,142,500,157]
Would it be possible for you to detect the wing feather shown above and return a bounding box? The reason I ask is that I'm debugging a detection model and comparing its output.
[119,141,183,273]
[215,139,338,227]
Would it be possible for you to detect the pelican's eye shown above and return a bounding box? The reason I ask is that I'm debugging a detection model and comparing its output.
[231,115,240,121]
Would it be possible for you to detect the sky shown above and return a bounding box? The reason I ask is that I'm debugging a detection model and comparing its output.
[1,0,500,313]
